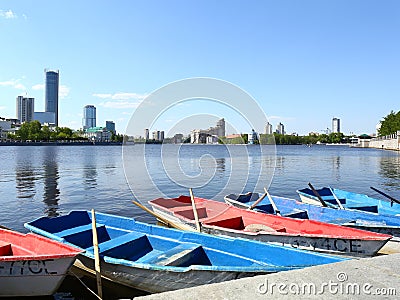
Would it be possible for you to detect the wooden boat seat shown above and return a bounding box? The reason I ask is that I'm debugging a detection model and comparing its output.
[144,244,204,266]
[175,207,209,220]
[0,242,12,256]
[60,224,111,249]
[325,198,346,205]
[347,205,378,213]
[54,224,104,238]
[95,232,152,261]
[283,209,309,219]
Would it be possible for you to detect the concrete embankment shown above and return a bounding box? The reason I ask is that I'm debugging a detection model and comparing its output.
[138,246,400,300]
[369,131,400,151]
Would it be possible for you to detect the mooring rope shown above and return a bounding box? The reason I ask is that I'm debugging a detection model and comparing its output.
[69,270,103,300]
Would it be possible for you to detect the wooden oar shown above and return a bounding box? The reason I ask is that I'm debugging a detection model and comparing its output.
[263,188,281,216]
[329,187,345,210]
[308,182,328,207]
[248,192,268,210]
[370,186,400,205]
[189,188,201,232]
[131,200,196,232]
[91,209,103,300]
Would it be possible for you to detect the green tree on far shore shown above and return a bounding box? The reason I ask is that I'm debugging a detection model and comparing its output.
[379,110,400,136]
[8,121,87,141]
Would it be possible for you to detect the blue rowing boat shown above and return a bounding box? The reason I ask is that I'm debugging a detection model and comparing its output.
[24,211,345,293]
[224,193,400,240]
[297,187,400,217]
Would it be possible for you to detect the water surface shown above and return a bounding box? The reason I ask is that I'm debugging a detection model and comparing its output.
[0,144,399,232]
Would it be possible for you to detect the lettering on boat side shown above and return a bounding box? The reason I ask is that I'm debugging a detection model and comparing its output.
[282,238,363,253]
[0,259,58,275]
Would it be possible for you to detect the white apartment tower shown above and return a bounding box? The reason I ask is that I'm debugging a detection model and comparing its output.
[332,117,341,133]
[265,122,273,134]
[276,122,285,135]
[16,96,34,123]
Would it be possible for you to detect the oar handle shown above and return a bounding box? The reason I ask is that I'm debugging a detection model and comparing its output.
[249,192,268,210]
[308,183,328,207]
[132,200,196,231]
[264,188,281,216]
[189,188,201,232]
[370,187,400,204]
[329,187,345,210]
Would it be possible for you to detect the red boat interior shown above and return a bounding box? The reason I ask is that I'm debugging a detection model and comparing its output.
[0,229,81,260]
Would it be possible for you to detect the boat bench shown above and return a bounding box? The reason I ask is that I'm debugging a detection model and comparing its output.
[175,207,209,220]
[347,205,378,213]
[89,232,153,261]
[0,242,12,256]
[137,243,202,266]
[283,209,309,219]
[325,198,346,205]
[96,231,147,252]
[54,224,104,238]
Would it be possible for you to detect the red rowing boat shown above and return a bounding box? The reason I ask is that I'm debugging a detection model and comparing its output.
[0,228,81,297]
[149,196,392,256]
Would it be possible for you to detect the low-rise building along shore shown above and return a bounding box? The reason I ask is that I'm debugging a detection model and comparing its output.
[352,131,400,151]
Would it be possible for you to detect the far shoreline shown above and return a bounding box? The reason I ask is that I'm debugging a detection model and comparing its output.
[0,141,123,146]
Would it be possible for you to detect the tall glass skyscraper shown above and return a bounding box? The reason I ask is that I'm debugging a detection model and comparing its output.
[83,105,96,129]
[45,69,59,126]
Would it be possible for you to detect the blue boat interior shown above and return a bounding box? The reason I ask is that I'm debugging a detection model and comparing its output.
[26,212,267,268]
[25,211,346,269]
[298,188,380,213]
[226,193,310,220]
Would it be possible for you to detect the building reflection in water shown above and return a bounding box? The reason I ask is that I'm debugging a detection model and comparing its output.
[15,161,36,199]
[215,158,226,174]
[379,155,400,190]
[84,152,98,189]
[42,147,60,217]
[332,156,341,181]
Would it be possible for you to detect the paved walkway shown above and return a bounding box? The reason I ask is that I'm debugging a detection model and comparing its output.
[138,249,400,299]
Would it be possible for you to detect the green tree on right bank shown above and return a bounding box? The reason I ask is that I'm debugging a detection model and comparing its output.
[379,110,400,136]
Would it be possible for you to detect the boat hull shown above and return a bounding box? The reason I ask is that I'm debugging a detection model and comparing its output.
[75,256,261,293]
[151,207,388,257]
[0,256,76,297]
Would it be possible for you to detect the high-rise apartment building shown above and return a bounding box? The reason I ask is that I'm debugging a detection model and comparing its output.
[16,96,34,123]
[276,122,285,135]
[332,117,340,133]
[83,105,96,129]
[265,122,273,134]
[144,128,150,140]
[190,118,226,144]
[106,121,116,134]
[45,69,59,126]
[216,118,225,137]
[152,131,159,140]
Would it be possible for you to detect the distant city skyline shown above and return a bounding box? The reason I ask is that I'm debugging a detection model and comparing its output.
[1,2,399,135]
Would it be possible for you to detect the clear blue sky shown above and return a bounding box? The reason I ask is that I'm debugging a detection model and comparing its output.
[1,1,399,136]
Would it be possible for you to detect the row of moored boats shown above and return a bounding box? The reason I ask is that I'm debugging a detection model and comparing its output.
[1,185,399,296]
